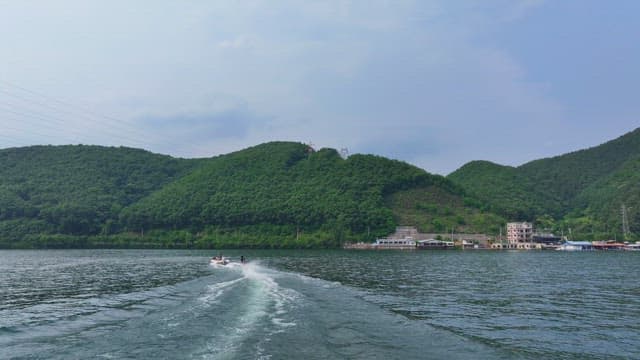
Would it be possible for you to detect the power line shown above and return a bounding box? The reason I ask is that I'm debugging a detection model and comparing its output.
[0,80,202,153]
[0,133,26,147]
[0,79,218,153]
[622,204,631,237]
[0,104,91,138]
[0,87,157,148]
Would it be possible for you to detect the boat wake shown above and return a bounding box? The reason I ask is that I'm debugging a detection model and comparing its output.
[197,276,245,304]
[195,262,301,359]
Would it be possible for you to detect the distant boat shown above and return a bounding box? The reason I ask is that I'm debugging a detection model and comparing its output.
[592,241,626,251]
[624,243,640,251]
[210,256,229,265]
[556,241,593,251]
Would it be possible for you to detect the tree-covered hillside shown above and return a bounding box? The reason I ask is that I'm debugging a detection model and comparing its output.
[0,142,494,248]
[0,145,202,244]
[575,156,640,234]
[120,142,488,247]
[518,128,640,212]
[446,160,549,219]
[4,126,638,248]
[448,127,640,240]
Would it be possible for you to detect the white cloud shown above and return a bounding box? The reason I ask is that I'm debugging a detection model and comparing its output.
[0,0,634,174]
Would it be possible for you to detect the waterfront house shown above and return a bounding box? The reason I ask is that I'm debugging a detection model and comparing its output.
[532,233,563,245]
[417,239,455,249]
[507,222,533,245]
[373,226,420,249]
[375,237,416,248]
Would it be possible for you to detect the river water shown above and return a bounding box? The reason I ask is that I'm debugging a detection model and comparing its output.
[1,249,638,359]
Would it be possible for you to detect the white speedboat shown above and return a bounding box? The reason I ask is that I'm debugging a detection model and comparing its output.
[210,257,229,265]
[556,241,593,251]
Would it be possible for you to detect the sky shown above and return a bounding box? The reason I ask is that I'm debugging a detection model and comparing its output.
[1,0,638,175]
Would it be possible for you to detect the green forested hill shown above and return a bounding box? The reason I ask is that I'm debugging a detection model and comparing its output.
[7,126,636,248]
[448,127,640,239]
[575,156,640,234]
[119,142,494,248]
[0,142,493,248]
[445,161,547,219]
[0,145,203,245]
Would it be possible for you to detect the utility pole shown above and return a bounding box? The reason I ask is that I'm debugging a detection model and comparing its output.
[306,142,315,158]
[622,204,631,239]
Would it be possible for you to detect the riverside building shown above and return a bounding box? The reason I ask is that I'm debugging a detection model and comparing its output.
[507,222,533,245]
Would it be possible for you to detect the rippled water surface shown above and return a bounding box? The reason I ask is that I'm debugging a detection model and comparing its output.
[1,249,639,359]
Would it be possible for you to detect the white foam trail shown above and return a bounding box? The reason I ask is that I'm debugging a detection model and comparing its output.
[160,273,247,329]
[199,263,301,359]
[198,277,245,304]
[242,263,300,327]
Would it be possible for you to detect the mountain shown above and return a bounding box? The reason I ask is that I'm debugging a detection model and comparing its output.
[119,142,498,248]
[0,142,498,248]
[448,127,640,239]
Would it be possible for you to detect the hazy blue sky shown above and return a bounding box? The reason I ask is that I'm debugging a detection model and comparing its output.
[1,0,638,174]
